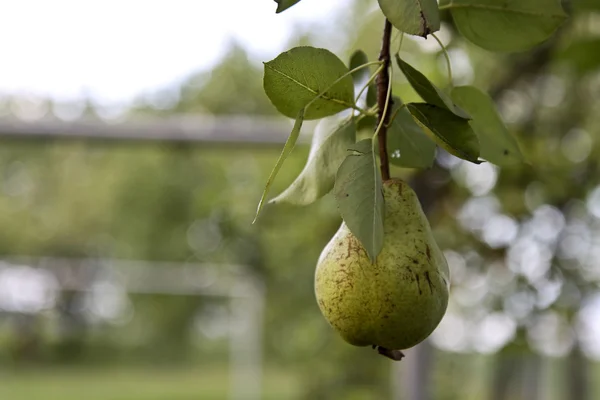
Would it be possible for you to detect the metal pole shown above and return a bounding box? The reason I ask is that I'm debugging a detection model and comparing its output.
[228,277,265,400]
[0,115,312,146]
[392,340,433,400]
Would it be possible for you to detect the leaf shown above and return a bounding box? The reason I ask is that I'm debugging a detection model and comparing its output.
[378,0,440,37]
[357,115,376,132]
[407,103,481,163]
[349,50,370,83]
[395,55,470,119]
[270,118,356,206]
[264,46,355,120]
[450,86,523,166]
[274,0,302,13]
[366,83,377,108]
[572,0,600,12]
[387,97,436,168]
[556,39,600,76]
[347,139,374,155]
[253,109,305,223]
[334,139,385,262]
[439,0,567,52]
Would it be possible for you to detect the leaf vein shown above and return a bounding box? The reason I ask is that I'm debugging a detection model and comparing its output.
[264,63,354,109]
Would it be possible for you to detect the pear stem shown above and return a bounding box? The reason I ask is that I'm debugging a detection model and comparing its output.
[375,345,405,361]
[376,19,393,182]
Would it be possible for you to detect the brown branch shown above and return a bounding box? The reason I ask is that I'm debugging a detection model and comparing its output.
[374,20,396,361]
[376,19,393,182]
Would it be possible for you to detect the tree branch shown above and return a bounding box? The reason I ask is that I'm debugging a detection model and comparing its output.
[374,19,400,362]
[376,19,393,181]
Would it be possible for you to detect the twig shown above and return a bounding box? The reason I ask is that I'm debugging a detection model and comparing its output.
[431,33,453,87]
[376,19,393,181]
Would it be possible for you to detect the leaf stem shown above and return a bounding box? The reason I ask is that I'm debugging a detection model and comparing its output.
[372,66,393,143]
[395,32,405,56]
[375,19,393,181]
[305,60,381,116]
[386,102,406,127]
[348,60,383,74]
[253,60,381,223]
[432,33,453,87]
[355,65,384,105]
[351,104,371,115]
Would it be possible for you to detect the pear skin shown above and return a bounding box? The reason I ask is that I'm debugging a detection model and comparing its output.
[315,178,449,351]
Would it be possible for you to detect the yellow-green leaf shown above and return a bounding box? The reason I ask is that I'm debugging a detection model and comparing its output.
[264,47,354,120]
[451,86,524,166]
[275,0,302,13]
[378,0,440,37]
[349,50,370,83]
[270,117,356,206]
[334,139,385,262]
[387,97,436,168]
[253,109,305,223]
[396,55,470,119]
[440,0,567,52]
[407,103,481,164]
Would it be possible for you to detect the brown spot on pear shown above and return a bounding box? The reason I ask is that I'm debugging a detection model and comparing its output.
[314,179,449,353]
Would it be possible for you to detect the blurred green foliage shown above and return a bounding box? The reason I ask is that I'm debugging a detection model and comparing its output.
[1,1,600,399]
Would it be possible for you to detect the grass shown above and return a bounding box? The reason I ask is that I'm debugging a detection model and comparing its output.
[0,364,300,400]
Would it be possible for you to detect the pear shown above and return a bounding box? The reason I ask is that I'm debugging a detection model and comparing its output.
[315,178,449,356]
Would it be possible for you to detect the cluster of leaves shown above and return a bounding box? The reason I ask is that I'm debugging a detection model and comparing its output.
[259,0,567,261]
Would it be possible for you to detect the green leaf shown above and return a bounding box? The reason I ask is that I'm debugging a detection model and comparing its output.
[270,117,356,206]
[349,50,370,83]
[387,97,436,168]
[572,0,600,12]
[450,86,523,166]
[440,0,567,52]
[334,139,385,262]
[264,46,355,120]
[366,83,377,108]
[347,139,374,154]
[407,103,481,163]
[378,0,440,37]
[253,109,305,223]
[357,115,376,132]
[395,55,470,119]
[275,0,302,13]
[556,39,600,76]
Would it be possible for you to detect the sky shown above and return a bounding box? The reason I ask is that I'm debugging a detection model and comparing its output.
[0,0,349,105]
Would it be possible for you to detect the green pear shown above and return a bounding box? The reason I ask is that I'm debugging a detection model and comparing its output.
[315,178,449,354]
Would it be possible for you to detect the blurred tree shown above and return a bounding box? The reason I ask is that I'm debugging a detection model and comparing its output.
[0,1,600,400]
[135,42,277,117]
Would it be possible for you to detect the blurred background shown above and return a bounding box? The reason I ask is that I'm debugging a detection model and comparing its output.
[0,0,599,399]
